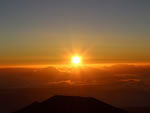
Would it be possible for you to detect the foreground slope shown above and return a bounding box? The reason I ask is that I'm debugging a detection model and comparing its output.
[13,95,129,113]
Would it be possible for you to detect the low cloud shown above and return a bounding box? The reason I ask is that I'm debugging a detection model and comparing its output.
[0,64,150,89]
[0,64,150,106]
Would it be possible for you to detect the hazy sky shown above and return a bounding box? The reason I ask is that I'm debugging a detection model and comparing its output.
[0,0,150,65]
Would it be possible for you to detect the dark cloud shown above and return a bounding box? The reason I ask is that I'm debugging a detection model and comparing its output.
[0,64,150,107]
[0,64,150,89]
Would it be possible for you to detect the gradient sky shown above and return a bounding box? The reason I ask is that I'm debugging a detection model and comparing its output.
[0,0,150,65]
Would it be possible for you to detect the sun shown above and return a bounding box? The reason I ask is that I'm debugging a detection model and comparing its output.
[72,56,81,65]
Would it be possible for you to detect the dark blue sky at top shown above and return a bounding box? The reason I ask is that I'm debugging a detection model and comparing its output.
[0,0,150,32]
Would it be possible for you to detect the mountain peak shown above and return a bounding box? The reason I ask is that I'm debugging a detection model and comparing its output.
[13,95,129,113]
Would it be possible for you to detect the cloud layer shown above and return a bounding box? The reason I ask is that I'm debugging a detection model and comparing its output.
[0,64,150,107]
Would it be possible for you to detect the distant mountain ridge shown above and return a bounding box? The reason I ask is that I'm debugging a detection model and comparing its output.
[13,95,129,113]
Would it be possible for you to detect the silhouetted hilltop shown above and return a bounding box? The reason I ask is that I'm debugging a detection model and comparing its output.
[13,95,129,113]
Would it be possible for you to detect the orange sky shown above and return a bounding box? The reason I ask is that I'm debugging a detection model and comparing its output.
[0,1,150,66]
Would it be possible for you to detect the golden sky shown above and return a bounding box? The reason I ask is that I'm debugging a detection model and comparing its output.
[0,1,150,66]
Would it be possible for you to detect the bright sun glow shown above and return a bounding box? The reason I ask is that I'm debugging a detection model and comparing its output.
[72,56,81,65]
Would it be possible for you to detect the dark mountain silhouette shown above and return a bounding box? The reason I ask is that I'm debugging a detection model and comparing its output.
[12,95,129,113]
